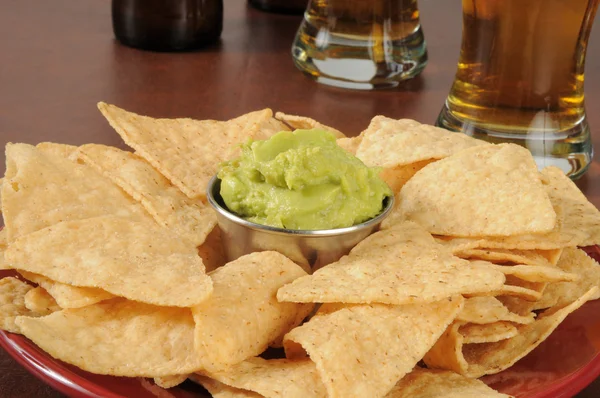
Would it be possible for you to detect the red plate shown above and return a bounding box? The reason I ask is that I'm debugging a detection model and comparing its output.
[1,246,600,398]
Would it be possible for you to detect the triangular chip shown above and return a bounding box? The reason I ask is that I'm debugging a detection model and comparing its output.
[153,374,189,389]
[540,166,600,246]
[390,144,556,237]
[425,287,598,378]
[355,116,488,168]
[459,322,519,344]
[193,252,312,372]
[455,248,557,268]
[386,368,510,398]
[199,357,326,398]
[6,216,212,307]
[533,247,600,310]
[35,142,78,158]
[16,298,202,377]
[23,287,60,316]
[283,297,464,398]
[1,143,151,241]
[277,223,505,305]
[19,271,115,309]
[456,297,535,325]
[275,112,345,138]
[0,277,36,333]
[469,261,578,283]
[98,103,285,199]
[75,144,217,246]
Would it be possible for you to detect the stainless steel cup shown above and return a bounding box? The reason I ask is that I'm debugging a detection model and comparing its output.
[206,176,394,272]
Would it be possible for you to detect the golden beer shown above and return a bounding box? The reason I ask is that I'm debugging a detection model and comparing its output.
[437,0,600,177]
[291,0,427,89]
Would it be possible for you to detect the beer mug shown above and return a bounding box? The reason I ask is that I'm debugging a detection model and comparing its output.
[436,0,600,178]
[291,0,427,90]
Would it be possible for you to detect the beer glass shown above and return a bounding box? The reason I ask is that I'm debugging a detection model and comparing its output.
[291,0,427,90]
[436,0,599,178]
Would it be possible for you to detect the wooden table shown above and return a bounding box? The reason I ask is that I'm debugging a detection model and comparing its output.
[1,0,599,397]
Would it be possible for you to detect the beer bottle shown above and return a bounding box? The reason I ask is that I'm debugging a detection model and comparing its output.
[112,0,223,51]
[248,0,307,14]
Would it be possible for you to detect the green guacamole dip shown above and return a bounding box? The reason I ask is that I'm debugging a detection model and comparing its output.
[217,129,392,230]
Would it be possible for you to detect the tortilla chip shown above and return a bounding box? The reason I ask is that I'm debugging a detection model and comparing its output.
[275,112,345,138]
[379,159,433,194]
[533,247,600,310]
[23,287,60,316]
[284,297,464,398]
[463,287,599,377]
[153,374,189,389]
[1,143,151,242]
[541,166,600,247]
[0,277,35,333]
[423,322,469,374]
[455,248,556,268]
[336,136,362,155]
[193,251,312,372]
[16,298,203,377]
[431,166,599,251]
[189,375,262,398]
[35,142,78,158]
[469,261,578,283]
[390,144,556,237]
[200,357,326,398]
[427,287,598,378]
[456,297,535,325]
[277,222,505,305]
[97,103,282,199]
[6,216,212,307]
[459,322,519,344]
[386,368,510,398]
[75,144,217,246]
[19,271,115,309]
[355,116,488,168]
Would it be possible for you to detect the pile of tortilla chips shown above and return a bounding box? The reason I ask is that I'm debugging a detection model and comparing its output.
[1,104,599,398]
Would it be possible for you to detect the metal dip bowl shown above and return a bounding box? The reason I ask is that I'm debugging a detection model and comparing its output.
[206,176,395,272]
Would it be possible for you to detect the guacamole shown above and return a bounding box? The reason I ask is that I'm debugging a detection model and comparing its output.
[217,129,392,230]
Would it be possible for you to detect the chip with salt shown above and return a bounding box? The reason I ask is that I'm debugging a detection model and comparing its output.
[388,144,556,237]
[1,143,151,242]
[75,144,217,246]
[469,260,578,283]
[455,248,557,268]
[385,368,511,398]
[18,271,114,309]
[0,277,35,333]
[97,103,286,199]
[16,298,203,377]
[274,112,345,138]
[23,287,61,316]
[534,247,600,310]
[426,287,598,378]
[35,142,78,158]
[6,216,212,307]
[355,116,488,169]
[456,296,535,325]
[283,296,464,398]
[277,222,505,305]
[193,251,312,372]
[459,321,519,344]
[199,357,326,398]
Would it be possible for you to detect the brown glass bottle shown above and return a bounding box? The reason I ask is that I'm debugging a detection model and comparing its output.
[112,0,223,51]
[248,0,307,15]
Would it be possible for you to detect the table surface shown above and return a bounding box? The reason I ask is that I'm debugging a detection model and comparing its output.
[1,0,600,397]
